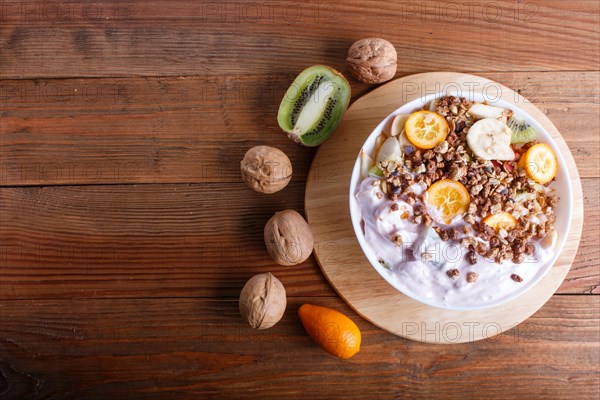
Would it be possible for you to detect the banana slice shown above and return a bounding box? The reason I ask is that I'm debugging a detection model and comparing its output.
[466,118,514,160]
[467,104,507,120]
[541,230,558,250]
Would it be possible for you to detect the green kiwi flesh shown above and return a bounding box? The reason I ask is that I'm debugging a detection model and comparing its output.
[508,116,538,144]
[278,65,351,146]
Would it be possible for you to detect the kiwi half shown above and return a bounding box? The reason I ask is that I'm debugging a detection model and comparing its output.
[508,116,538,144]
[278,65,351,146]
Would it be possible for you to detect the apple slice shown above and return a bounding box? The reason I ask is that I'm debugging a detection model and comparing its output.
[360,150,375,179]
[390,114,409,137]
[376,136,402,164]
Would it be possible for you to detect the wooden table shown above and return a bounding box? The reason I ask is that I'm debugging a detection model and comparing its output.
[1,1,598,398]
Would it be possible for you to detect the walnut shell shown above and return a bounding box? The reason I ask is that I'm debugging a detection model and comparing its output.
[264,210,314,266]
[240,146,292,194]
[346,38,397,84]
[239,273,286,329]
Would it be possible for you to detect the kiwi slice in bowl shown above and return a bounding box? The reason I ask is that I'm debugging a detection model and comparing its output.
[278,65,351,146]
[508,116,538,144]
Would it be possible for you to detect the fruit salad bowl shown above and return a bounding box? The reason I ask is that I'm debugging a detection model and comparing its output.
[348,91,573,311]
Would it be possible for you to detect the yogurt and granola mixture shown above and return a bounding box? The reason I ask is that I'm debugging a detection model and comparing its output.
[355,96,560,307]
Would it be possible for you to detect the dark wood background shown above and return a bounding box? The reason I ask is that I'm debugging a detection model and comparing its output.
[1,1,598,398]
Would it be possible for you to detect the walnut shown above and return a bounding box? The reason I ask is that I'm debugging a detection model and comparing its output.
[240,146,292,194]
[264,210,313,266]
[346,38,397,84]
[239,273,286,329]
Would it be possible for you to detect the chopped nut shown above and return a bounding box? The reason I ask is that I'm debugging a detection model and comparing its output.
[475,242,487,255]
[524,244,534,256]
[448,164,467,180]
[511,274,523,283]
[434,141,449,154]
[390,235,403,247]
[470,184,483,196]
[391,203,399,211]
[438,229,450,241]
[448,228,459,240]
[446,269,460,279]
[375,192,383,199]
[506,229,518,242]
[513,253,525,264]
[489,203,501,215]
[464,214,476,224]
[467,251,477,265]
[460,237,476,248]
[402,186,414,195]
[381,181,388,194]
[487,247,500,260]
[466,271,478,283]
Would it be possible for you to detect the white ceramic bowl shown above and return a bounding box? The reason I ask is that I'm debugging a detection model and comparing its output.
[349,92,572,310]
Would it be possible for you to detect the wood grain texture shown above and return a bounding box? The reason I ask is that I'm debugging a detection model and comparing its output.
[305,72,584,342]
[0,296,598,399]
[1,0,599,397]
[0,182,333,299]
[1,1,599,78]
[0,179,596,300]
[1,72,599,186]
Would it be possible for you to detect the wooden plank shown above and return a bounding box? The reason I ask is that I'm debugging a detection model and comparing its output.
[0,1,598,78]
[0,182,334,299]
[560,176,600,294]
[0,296,598,399]
[0,180,597,300]
[1,72,598,186]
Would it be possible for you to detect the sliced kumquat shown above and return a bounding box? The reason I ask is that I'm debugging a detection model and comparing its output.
[426,179,470,224]
[482,212,518,232]
[405,110,449,149]
[519,143,558,184]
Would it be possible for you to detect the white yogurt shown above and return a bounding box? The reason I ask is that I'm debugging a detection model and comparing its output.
[355,176,555,308]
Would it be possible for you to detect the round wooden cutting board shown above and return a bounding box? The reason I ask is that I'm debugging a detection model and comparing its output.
[304,72,583,344]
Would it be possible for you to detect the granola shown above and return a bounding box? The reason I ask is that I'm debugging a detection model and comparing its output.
[377,96,558,268]
[353,95,562,308]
